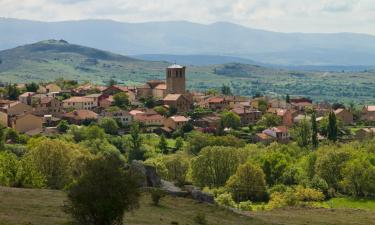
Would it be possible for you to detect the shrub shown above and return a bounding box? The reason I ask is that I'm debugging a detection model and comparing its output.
[294,186,325,202]
[150,188,165,206]
[238,201,253,211]
[268,184,288,195]
[215,193,236,208]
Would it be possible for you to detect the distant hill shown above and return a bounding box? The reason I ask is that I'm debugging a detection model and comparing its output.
[1,18,375,66]
[132,54,259,66]
[1,40,375,104]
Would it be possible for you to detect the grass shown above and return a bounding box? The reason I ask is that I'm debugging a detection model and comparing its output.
[1,186,375,225]
[321,197,375,211]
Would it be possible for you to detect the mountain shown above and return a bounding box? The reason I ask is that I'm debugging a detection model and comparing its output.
[1,18,375,66]
[1,40,375,104]
[132,54,259,66]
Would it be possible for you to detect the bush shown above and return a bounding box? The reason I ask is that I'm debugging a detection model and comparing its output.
[294,186,325,202]
[193,212,207,225]
[215,193,236,208]
[150,188,165,206]
[238,201,253,211]
[268,184,288,195]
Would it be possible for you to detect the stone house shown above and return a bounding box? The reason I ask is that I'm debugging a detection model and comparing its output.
[334,108,353,125]
[62,109,98,125]
[63,96,97,110]
[231,107,262,126]
[12,113,43,134]
[163,94,192,112]
[164,116,189,131]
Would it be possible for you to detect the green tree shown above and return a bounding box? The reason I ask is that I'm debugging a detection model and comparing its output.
[0,125,6,149]
[256,113,281,128]
[175,137,184,150]
[315,147,352,190]
[113,92,130,109]
[220,111,241,130]
[221,84,232,96]
[341,157,375,197]
[25,138,89,189]
[25,82,39,92]
[99,117,119,135]
[0,151,19,186]
[327,111,338,142]
[65,154,140,225]
[57,120,69,133]
[191,146,242,187]
[286,94,290,103]
[6,84,20,100]
[163,153,190,185]
[226,162,267,202]
[291,117,311,148]
[311,112,319,148]
[259,151,290,186]
[128,122,145,162]
[158,134,168,154]
[154,106,168,117]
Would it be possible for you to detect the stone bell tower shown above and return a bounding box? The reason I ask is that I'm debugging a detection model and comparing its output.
[166,64,186,94]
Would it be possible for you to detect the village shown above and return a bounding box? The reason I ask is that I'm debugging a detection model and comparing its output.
[0,64,374,143]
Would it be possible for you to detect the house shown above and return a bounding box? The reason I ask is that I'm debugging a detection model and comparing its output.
[193,114,221,130]
[267,108,296,127]
[269,99,291,109]
[164,116,189,131]
[72,83,96,96]
[255,133,274,144]
[293,114,311,124]
[12,113,43,134]
[334,108,353,125]
[63,96,97,110]
[19,92,35,105]
[262,126,290,143]
[0,101,33,127]
[361,106,375,122]
[98,95,114,108]
[202,97,229,111]
[33,96,64,116]
[101,109,133,126]
[102,85,136,102]
[163,94,192,112]
[62,109,98,125]
[134,113,165,128]
[231,107,261,125]
[355,128,375,140]
[85,93,107,107]
[45,83,62,93]
[137,80,167,99]
[226,96,251,109]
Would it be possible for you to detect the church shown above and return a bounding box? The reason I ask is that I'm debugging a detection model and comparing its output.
[137,64,193,112]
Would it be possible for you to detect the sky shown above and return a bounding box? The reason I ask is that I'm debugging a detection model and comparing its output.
[1,0,375,35]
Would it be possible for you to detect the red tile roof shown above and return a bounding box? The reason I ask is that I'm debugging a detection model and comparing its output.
[63,110,98,120]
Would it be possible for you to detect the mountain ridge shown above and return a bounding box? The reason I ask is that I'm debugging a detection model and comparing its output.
[1,18,375,66]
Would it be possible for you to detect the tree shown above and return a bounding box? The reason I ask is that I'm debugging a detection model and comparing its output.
[327,112,338,142]
[107,78,117,86]
[226,162,267,202]
[0,151,19,186]
[311,112,319,148]
[25,82,39,92]
[341,157,375,197]
[167,106,178,117]
[154,106,168,117]
[128,122,145,162]
[0,125,6,149]
[257,113,281,128]
[65,154,140,225]
[220,111,241,130]
[286,94,291,103]
[206,89,219,96]
[163,153,190,185]
[25,138,89,189]
[6,84,20,100]
[143,97,155,108]
[57,120,69,133]
[191,146,242,187]
[291,117,311,148]
[259,151,290,186]
[99,117,119,135]
[113,92,130,109]
[175,137,184,150]
[158,134,168,154]
[221,84,232,96]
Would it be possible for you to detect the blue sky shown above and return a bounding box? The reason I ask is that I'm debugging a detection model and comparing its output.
[1,0,375,35]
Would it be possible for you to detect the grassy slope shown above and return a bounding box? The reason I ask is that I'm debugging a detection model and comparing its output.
[1,40,375,104]
[1,186,375,225]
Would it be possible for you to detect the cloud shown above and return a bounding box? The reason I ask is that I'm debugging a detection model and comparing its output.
[0,0,374,35]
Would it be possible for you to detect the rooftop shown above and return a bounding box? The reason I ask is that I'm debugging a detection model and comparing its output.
[168,64,185,69]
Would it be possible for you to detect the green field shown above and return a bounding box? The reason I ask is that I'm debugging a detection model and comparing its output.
[1,186,375,225]
[320,198,375,211]
[1,40,375,104]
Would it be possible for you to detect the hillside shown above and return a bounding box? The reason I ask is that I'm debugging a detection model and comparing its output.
[2,18,375,66]
[1,186,375,225]
[1,40,375,104]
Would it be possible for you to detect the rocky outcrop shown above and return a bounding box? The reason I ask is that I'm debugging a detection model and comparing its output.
[130,161,161,187]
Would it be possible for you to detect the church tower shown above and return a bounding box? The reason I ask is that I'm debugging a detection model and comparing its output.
[166,64,186,94]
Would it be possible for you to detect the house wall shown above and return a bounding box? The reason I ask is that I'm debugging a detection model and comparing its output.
[13,115,43,133]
